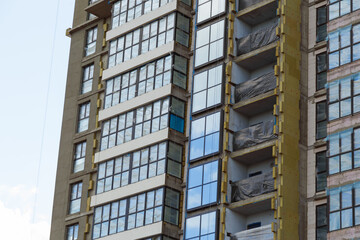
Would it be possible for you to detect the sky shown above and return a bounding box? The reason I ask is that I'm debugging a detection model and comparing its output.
[0,1,75,239]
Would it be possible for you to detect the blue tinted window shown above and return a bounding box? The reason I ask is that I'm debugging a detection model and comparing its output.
[185,211,217,240]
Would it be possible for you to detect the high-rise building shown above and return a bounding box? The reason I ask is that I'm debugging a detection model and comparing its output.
[49,0,360,239]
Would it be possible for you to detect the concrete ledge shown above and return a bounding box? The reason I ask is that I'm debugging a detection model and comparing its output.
[233,91,276,117]
[103,42,175,81]
[228,191,275,215]
[97,222,163,240]
[91,174,166,207]
[95,128,169,163]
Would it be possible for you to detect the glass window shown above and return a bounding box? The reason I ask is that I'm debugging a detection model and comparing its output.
[197,0,225,23]
[73,141,86,173]
[187,160,219,210]
[195,20,225,67]
[316,101,327,139]
[85,27,97,56]
[192,65,223,113]
[316,152,327,192]
[96,141,182,194]
[77,102,90,133]
[109,13,190,68]
[185,211,217,240]
[329,0,359,21]
[69,182,82,214]
[93,187,179,238]
[316,6,327,42]
[67,224,79,240]
[190,111,221,161]
[316,53,327,90]
[82,65,94,94]
[101,97,185,151]
[316,205,327,239]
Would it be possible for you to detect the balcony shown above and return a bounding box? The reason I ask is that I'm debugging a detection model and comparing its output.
[230,224,273,240]
[234,23,278,71]
[231,172,274,203]
[85,0,112,18]
[237,0,277,26]
[233,72,276,117]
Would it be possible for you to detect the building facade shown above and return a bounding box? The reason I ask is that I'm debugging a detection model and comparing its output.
[49,0,360,239]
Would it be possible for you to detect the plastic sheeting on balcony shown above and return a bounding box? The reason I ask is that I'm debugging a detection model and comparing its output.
[230,224,273,240]
[236,22,279,56]
[231,171,274,202]
[233,120,276,151]
[235,72,276,103]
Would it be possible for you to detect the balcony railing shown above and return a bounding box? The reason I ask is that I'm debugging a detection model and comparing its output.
[230,224,273,240]
[235,72,276,103]
[236,22,278,56]
[233,120,276,151]
[231,171,274,202]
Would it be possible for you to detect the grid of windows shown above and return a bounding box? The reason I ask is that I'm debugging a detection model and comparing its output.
[316,101,327,139]
[77,102,90,133]
[67,224,79,240]
[185,211,217,240]
[316,204,327,239]
[328,128,360,175]
[104,54,187,109]
[328,73,360,120]
[73,141,86,173]
[197,0,225,24]
[69,182,82,214]
[101,97,185,150]
[92,188,180,239]
[187,160,218,210]
[192,65,222,113]
[195,20,225,67]
[328,24,360,70]
[108,13,190,68]
[85,27,97,56]
[329,183,360,231]
[316,152,327,192]
[316,6,327,42]
[190,111,221,161]
[82,65,94,94]
[316,52,327,90]
[111,0,174,29]
[96,141,182,194]
[329,0,360,21]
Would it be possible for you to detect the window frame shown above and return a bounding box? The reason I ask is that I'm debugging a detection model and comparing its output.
[316,52,327,91]
[316,151,327,192]
[73,141,87,173]
[66,224,79,240]
[316,101,327,140]
[328,0,360,21]
[196,0,227,25]
[69,182,83,215]
[85,26,98,56]
[184,210,219,240]
[186,159,220,211]
[77,102,91,133]
[316,204,328,239]
[316,5,327,43]
[81,64,94,94]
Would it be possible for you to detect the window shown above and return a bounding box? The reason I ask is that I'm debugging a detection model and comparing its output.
[329,183,360,231]
[328,73,360,121]
[104,54,187,109]
[111,0,175,29]
[108,13,190,68]
[96,141,182,194]
[192,65,222,113]
[316,6,327,42]
[185,211,217,240]
[85,27,97,56]
[73,141,86,173]
[316,53,327,90]
[82,65,94,94]
[195,20,225,67]
[187,160,219,210]
[101,97,185,151]
[329,0,360,21]
[190,111,221,161]
[67,224,79,240]
[316,101,327,139]
[316,152,327,192]
[328,128,360,175]
[141,236,177,240]
[316,204,327,239]
[92,188,180,239]
[197,0,225,23]
[328,24,360,70]
[77,102,90,133]
[69,182,82,214]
